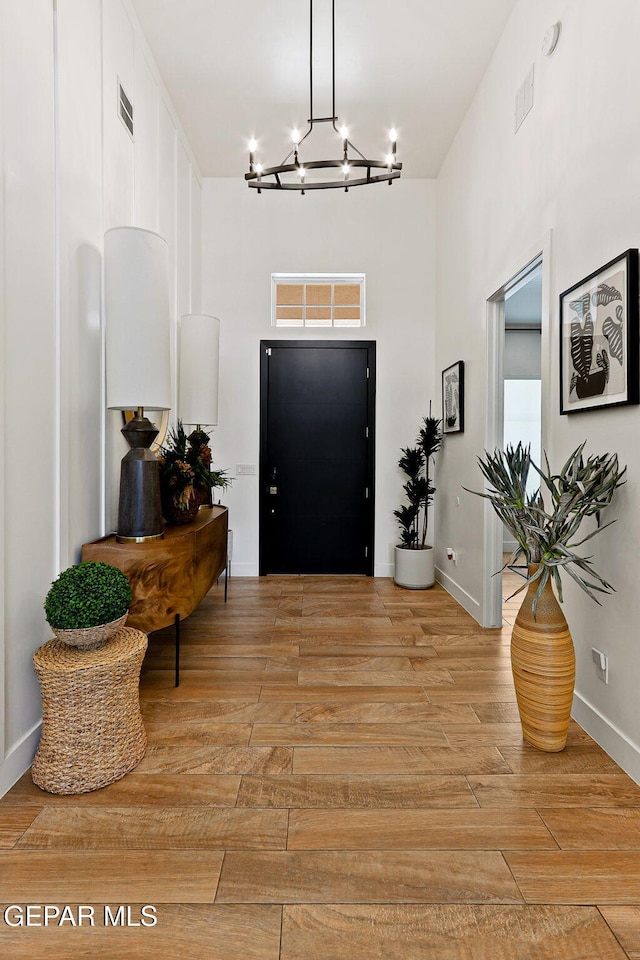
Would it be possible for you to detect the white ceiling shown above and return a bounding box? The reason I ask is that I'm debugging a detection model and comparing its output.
[130,0,518,179]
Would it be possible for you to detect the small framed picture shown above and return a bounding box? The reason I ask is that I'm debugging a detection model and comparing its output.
[442,360,464,434]
[560,249,639,414]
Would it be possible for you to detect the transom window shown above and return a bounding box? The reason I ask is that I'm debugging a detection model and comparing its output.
[272,273,365,327]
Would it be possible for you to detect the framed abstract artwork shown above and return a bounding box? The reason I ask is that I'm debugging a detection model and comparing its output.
[442,360,464,434]
[560,249,639,414]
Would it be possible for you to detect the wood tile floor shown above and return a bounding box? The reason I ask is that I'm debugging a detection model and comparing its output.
[2,575,640,958]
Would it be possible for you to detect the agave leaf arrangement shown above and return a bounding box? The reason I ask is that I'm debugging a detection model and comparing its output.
[394,415,443,549]
[468,442,625,614]
[158,420,230,511]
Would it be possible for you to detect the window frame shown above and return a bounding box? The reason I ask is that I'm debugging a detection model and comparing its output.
[271,273,366,328]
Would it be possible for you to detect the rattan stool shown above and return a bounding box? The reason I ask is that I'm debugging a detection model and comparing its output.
[32,627,147,794]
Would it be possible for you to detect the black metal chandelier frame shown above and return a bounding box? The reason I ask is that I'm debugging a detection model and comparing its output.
[245,0,402,193]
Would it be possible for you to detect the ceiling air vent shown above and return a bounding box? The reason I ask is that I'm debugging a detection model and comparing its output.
[118,79,134,138]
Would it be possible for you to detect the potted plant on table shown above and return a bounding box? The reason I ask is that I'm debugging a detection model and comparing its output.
[158,420,230,524]
[44,561,131,649]
[468,442,625,752]
[393,414,443,589]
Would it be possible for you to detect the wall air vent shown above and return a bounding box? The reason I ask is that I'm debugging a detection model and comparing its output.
[118,79,134,138]
[514,64,534,133]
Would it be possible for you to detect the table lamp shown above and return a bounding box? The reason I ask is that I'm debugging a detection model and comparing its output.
[105,226,172,542]
[179,314,220,429]
[179,314,220,507]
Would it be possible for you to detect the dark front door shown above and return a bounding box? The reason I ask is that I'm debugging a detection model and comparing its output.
[260,341,375,575]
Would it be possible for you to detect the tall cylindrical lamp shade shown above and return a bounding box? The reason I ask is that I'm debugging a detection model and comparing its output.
[179,314,220,426]
[104,226,172,542]
[105,227,171,411]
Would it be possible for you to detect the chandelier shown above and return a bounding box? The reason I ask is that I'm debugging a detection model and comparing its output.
[245,0,402,194]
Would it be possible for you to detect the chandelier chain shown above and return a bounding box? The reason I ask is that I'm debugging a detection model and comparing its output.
[246,0,401,193]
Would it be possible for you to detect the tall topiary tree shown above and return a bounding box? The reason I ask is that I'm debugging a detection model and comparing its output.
[394,414,443,549]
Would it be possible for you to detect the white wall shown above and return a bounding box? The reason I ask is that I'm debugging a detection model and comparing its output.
[503,331,542,549]
[504,330,541,379]
[103,1,203,532]
[436,0,640,778]
[57,0,104,567]
[0,0,202,797]
[202,178,437,577]
[1,0,57,783]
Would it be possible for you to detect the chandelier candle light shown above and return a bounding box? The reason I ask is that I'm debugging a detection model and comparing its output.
[245,0,402,193]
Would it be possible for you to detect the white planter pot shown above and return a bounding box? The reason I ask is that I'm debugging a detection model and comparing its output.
[393,545,435,589]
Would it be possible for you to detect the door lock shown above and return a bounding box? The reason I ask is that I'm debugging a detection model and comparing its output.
[268,486,279,495]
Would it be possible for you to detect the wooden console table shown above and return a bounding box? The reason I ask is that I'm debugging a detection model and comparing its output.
[82,505,229,686]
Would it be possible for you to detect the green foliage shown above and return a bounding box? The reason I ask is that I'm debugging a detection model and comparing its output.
[467,442,626,615]
[393,503,420,548]
[158,420,230,511]
[395,414,443,549]
[44,562,131,629]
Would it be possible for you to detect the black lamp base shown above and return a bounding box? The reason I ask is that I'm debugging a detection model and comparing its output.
[116,413,164,543]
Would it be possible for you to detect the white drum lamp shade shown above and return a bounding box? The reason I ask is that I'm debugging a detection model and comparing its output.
[104,226,171,411]
[104,226,172,542]
[179,314,220,425]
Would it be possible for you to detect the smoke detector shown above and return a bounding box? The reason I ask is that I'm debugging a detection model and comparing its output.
[542,22,561,57]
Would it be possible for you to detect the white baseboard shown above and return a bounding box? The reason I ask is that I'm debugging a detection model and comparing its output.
[0,722,41,799]
[228,562,259,578]
[572,691,640,786]
[435,566,482,623]
[374,562,393,578]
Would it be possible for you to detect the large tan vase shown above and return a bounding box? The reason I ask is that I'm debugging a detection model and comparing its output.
[511,566,575,753]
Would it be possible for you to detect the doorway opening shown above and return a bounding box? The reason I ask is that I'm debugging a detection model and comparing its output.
[259,340,376,575]
[503,263,543,618]
[485,253,545,627]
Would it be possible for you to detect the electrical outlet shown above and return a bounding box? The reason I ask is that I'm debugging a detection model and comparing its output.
[592,647,609,684]
[236,464,256,476]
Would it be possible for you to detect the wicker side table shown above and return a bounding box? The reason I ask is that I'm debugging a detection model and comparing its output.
[32,627,147,795]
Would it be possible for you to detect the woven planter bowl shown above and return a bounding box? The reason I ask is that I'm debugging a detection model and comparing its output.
[49,612,129,650]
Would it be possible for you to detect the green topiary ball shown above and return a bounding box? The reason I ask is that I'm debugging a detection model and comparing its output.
[44,562,132,630]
